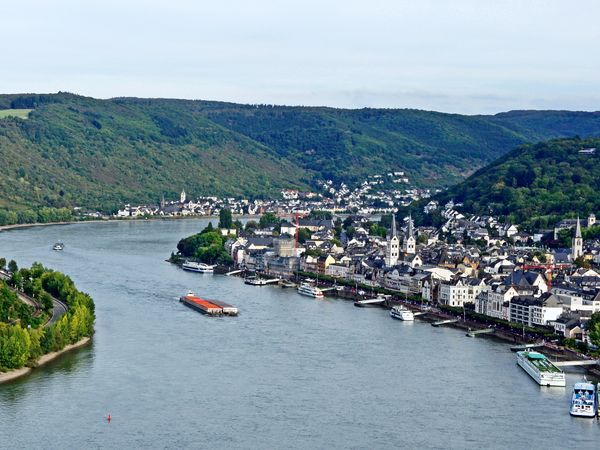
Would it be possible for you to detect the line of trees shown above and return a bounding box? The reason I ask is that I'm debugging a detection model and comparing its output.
[0,262,95,372]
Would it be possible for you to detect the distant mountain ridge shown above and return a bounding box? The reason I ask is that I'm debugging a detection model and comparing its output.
[0,92,599,213]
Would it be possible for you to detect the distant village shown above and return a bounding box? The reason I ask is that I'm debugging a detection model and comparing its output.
[116,173,600,348]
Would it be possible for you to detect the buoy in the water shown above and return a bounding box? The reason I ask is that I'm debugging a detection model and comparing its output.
[107,414,111,423]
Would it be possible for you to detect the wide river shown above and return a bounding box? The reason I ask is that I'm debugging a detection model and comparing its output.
[0,219,598,449]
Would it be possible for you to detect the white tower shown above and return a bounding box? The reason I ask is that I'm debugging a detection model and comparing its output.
[572,216,583,260]
[403,214,416,255]
[180,189,186,203]
[385,217,400,267]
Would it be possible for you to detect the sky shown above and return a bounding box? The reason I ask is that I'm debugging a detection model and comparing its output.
[1,0,599,114]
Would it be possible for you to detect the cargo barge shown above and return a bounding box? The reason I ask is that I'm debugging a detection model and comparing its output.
[180,292,238,316]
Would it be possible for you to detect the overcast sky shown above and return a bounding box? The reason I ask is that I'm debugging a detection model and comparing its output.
[1,0,599,114]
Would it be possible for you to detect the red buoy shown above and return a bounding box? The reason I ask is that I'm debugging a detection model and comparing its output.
[107,414,111,423]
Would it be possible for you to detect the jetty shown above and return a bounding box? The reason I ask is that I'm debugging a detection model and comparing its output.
[354,297,386,307]
[552,360,600,368]
[466,328,494,337]
[225,269,245,276]
[510,343,545,352]
[413,311,427,317]
[431,319,459,327]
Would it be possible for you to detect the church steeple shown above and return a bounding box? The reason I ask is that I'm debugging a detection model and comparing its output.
[391,214,397,238]
[385,215,399,267]
[402,214,416,255]
[572,216,583,261]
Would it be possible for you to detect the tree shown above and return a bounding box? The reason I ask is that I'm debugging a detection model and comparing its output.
[8,260,18,273]
[308,210,332,220]
[587,312,600,348]
[218,208,233,229]
[297,228,311,244]
[574,256,591,269]
[259,212,279,229]
[0,258,5,271]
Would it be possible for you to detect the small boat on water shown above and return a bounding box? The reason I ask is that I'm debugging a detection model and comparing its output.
[516,350,565,387]
[390,305,414,321]
[569,381,597,417]
[279,280,297,288]
[245,276,269,286]
[180,291,238,316]
[182,261,216,273]
[297,279,324,298]
[52,242,64,251]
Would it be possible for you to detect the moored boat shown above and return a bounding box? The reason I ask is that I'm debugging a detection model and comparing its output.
[516,350,565,387]
[390,305,414,321]
[182,261,216,273]
[244,276,268,286]
[52,242,64,251]
[570,382,597,417]
[297,279,324,298]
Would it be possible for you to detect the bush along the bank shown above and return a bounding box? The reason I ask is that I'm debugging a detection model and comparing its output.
[0,262,95,372]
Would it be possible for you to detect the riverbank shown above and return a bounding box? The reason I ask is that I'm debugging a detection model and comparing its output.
[0,337,92,384]
[0,214,260,233]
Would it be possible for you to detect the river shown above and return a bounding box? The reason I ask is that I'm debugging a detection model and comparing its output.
[0,219,598,449]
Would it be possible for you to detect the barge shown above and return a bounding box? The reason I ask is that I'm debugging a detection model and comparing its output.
[180,292,238,316]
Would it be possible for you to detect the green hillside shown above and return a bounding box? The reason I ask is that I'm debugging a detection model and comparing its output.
[1,93,600,219]
[430,137,600,228]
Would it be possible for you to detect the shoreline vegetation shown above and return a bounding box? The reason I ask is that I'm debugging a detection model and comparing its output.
[0,262,95,384]
[0,336,91,384]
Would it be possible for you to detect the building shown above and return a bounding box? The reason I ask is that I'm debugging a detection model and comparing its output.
[439,278,488,307]
[509,293,563,327]
[572,217,583,260]
[385,218,400,266]
[402,215,416,255]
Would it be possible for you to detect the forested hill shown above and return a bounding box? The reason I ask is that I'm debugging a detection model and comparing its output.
[429,137,600,228]
[1,92,600,214]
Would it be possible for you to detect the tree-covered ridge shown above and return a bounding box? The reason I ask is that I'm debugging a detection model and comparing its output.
[432,137,600,228]
[1,93,600,216]
[0,260,95,372]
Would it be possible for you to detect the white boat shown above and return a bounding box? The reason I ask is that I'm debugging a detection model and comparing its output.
[570,382,597,417]
[181,261,216,273]
[52,242,64,251]
[516,350,565,387]
[244,276,269,286]
[297,279,324,298]
[389,305,414,321]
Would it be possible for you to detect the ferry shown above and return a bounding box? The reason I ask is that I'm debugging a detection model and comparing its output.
[180,292,238,316]
[390,305,414,321]
[52,242,64,251]
[570,382,597,417]
[516,350,566,387]
[297,279,324,299]
[182,261,216,273]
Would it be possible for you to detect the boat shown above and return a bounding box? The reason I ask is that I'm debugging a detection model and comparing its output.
[244,276,269,286]
[52,242,64,251]
[389,305,414,321]
[181,261,216,273]
[279,280,297,288]
[516,350,566,387]
[297,279,324,298]
[179,292,238,316]
[570,381,597,417]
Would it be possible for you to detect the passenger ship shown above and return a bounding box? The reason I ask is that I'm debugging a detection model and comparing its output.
[389,305,414,321]
[182,261,216,273]
[297,280,324,298]
[570,382,597,417]
[516,350,566,387]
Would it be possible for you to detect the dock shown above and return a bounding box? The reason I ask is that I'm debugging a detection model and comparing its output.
[510,343,545,352]
[466,328,494,337]
[225,269,245,276]
[413,312,427,317]
[431,319,459,327]
[354,297,386,307]
[552,360,600,367]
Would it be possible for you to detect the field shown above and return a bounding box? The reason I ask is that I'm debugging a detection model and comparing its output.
[0,108,32,119]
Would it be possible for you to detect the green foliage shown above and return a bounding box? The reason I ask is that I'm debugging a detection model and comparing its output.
[297,227,311,244]
[431,138,600,227]
[587,312,600,348]
[369,223,388,238]
[308,210,332,220]
[176,225,232,265]
[2,94,600,217]
[218,208,233,229]
[258,212,279,229]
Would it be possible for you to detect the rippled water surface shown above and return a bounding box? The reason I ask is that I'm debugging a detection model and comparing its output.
[0,219,598,449]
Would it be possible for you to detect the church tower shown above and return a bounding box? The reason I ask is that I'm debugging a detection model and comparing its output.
[572,216,583,260]
[180,189,187,203]
[402,214,416,255]
[385,216,400,267]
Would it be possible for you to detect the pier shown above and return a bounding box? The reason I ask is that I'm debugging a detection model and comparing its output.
[431,319,459,327]
[225,269,245,276]
[466,328,494,337]
[510,343,545,352]
[553,360,600,367]
[354,297,386,307]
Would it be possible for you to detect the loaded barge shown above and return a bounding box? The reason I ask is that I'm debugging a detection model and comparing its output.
[180,292,238,316]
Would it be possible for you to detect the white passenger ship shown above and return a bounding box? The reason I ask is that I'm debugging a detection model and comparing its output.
[389,305,414,321]
[570,382,597,417]
[297,280,324,298]
[516,350,566,387]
